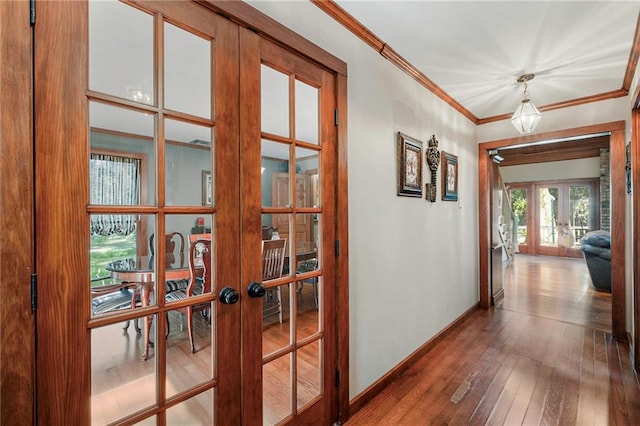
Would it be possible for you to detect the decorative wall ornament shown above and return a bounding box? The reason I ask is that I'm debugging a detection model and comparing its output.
[396,132,423,197]
[425,134,440,202]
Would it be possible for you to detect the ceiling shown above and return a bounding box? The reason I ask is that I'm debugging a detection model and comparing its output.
[322,1,640,124]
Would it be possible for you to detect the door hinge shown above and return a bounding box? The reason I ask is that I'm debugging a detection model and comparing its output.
[334,240,339,257]
[334,109,339,126]
[30,0,35,25]
[335,369,340,387]
[31,274,37,311]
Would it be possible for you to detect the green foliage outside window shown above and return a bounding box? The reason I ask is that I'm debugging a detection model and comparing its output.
[90,233,137,285]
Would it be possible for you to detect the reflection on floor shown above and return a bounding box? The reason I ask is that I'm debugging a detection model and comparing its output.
[496,254,612,332]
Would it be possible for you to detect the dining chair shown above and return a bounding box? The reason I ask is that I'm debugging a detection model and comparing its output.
[91,277,141,332]
[164,233,213,337]
[150,231,190,297]
[165,237,212,353]
[262,238,287,323]
[296,258,318,309]
[149,231,185,267]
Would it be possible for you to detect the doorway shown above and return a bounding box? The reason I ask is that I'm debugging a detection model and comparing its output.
[478,122,627,340]
[34,1,347,424]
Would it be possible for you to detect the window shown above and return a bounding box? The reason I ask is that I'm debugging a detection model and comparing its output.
[90,152,141,235]
[89,152,142,281]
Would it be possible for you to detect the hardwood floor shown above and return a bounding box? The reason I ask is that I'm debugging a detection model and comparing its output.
[497,254,612,332]
[346,255,640,425]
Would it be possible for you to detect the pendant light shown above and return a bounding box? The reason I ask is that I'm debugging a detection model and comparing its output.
[510,73,541,134]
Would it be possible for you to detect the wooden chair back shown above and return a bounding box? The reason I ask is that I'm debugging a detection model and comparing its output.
[262,238,287,281]
[188,238,212,297]
[150,232,185,267]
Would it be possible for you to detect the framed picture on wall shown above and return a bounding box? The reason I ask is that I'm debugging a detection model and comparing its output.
[396,132,423,197]
[441,151,458,201]
[202,170,212,206]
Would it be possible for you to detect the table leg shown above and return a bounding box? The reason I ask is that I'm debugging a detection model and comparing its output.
[140,284,154,361]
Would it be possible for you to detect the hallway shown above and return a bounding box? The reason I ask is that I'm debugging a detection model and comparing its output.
[346,255,639,425]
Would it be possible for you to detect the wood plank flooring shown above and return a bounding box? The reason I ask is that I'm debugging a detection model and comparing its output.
[346,254,640,425]
[497,254,612,332]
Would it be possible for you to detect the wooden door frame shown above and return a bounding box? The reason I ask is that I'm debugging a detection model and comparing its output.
[479,121,627,340]
[0,1,35,424]
[632,107,640,371]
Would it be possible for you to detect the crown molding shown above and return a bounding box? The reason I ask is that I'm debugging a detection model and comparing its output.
[312,0,640,125]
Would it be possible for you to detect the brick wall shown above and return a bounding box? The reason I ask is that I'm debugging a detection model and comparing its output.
[600,148,610,231]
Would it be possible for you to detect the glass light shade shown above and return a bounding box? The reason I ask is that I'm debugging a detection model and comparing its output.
[511,99,542,134]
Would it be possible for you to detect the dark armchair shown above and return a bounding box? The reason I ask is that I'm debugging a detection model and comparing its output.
[579,230,611,293]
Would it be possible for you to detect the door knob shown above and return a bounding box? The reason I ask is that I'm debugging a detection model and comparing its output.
[247,281,266,298]
[219,287,239,304]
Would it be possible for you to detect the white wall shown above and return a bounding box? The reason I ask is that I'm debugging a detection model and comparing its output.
[248,1,479,399]
[500,158,601,183]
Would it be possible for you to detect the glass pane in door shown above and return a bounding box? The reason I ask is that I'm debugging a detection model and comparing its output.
[164,22,211,118]
[91,315,158,425]
[261,66,290,137]
[264,354,293,424]
[89,102,156,205]
[509,189,527,244]
[539,187,559,246]
[166,389,214,424]
[262,139,291,209]
[569,184,592,246]
[295,79,318,144]
[89,0,154,105]
[165,119,214,207]
[296,340,321,409]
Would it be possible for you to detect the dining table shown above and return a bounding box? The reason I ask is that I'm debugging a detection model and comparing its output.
[105,254,190,360]
[105,248,314,360]
[283,250,317,274]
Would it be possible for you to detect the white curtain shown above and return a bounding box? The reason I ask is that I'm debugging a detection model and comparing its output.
[90,153,141,236]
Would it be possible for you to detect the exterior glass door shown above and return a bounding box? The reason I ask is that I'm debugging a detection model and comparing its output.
[536,181,598,258]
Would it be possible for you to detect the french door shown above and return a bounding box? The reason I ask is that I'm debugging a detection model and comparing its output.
[535,180,599,258]
[239,29,337,425]
[35,1,337,424]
